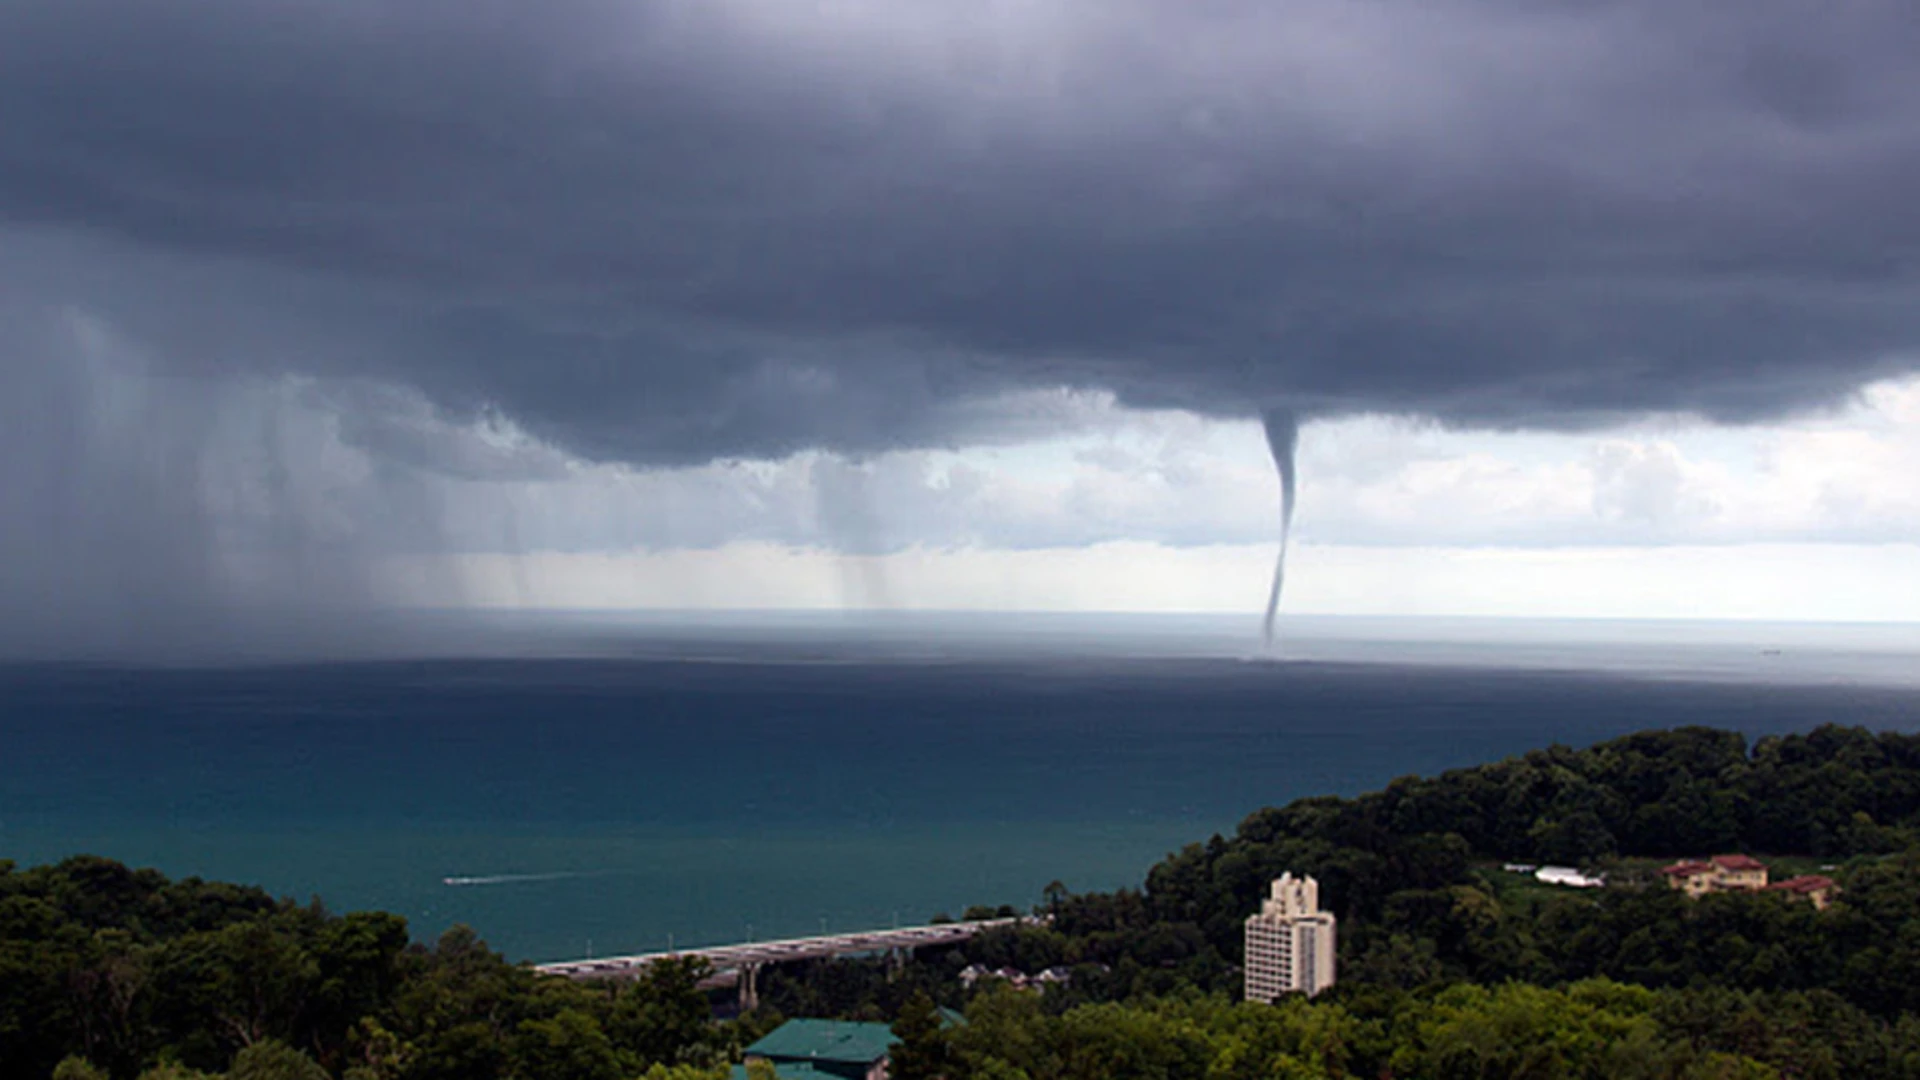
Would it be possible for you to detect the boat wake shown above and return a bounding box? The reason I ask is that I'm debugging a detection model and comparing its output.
[441,871,604,887]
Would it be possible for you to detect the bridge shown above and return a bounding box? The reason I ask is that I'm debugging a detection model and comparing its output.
[535,916,1038,1007]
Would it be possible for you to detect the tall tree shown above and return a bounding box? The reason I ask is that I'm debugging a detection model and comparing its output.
[890,991,954,1080]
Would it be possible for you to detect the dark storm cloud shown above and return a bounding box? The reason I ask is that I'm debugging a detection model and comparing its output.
[4,0,1920,468]
[0,300,460,658]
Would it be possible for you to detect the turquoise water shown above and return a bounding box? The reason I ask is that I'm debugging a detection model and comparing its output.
[0,821,1204,962]
[3,615,1917,961]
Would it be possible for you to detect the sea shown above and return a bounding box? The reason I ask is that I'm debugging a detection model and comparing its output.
[3,612,1918,963]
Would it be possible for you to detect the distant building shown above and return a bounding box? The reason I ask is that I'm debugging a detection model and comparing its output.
[736,1019,896,1080]
[1766,874,1841,910]
[1708,854,1769,889]
[1534,866,1605,889]
[1662,854,1770,897]
[1663,856,1840,909]
[960,963,1073,992]
[1244,873,1337,1002]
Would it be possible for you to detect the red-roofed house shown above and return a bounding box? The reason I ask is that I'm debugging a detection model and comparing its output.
[1660,860,1716,898]
[1661,855,1769,897]
[1766,874,1840,910]
[1709,854,1769,890]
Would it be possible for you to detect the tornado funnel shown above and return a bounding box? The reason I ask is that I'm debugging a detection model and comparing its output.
[1261,410,1300,649]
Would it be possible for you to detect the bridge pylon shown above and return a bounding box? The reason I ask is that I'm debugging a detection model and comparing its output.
[739,962,761,1011]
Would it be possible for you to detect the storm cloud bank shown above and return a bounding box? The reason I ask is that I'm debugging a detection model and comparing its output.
[3,0,1919,651]
[6,0,1920,451]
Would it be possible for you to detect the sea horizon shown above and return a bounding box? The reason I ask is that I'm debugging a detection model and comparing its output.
[5,612,1918,962]
[21,609,1920,685]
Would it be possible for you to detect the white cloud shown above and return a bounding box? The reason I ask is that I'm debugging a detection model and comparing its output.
[408,374,1920,556]
[93,355,1917,620]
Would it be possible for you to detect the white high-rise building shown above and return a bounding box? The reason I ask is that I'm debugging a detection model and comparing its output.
[1243,873,1337,1001]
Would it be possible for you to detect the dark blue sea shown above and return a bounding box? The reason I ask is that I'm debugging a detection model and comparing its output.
[3,614,1917,962]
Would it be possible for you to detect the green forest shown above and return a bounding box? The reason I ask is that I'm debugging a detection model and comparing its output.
[9,724,1920,1079]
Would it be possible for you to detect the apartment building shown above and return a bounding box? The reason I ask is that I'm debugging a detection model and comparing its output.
[1244,873,1337,1002]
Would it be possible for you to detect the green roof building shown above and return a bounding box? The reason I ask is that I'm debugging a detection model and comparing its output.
[734,1018,897,1080]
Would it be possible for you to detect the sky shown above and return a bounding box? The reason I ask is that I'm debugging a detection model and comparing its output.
[2,0,1918,655]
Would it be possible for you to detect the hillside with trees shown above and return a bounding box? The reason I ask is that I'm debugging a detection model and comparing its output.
[945,725,1920,1014]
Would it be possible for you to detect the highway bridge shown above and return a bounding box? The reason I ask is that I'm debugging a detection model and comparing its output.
[536,916,1038,1006]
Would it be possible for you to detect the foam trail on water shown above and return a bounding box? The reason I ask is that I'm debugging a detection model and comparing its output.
[442,871,604,887]
[1261,410,1300,649]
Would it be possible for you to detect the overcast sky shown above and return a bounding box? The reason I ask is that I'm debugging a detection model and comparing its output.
[3,0,1918,654]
